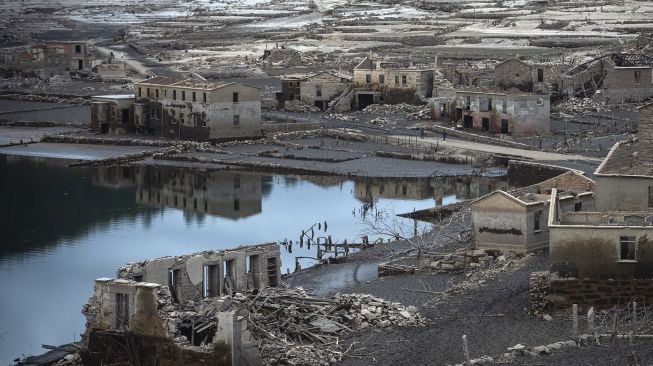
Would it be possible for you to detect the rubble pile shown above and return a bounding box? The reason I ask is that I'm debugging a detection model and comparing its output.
[360,103,423,115]
[284,101,321,113]
[324,113,359,122]
[369,116,395,126]
[446,252,533,296]
[554,97,607,114]
[166,287,424,366]
[406,107,431,120]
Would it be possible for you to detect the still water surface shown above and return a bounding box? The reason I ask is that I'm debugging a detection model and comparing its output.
[0,155,509,364]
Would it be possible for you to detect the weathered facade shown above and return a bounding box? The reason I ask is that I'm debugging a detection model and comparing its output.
[133,77,262,140]
[599,53,653,103]
[90,95,135,134]
[561,53,653,102]
[300,71,352,111]
[549,197,653,280]
[117,243,282,303]
[450,90,550,136]
[353,56,433,109]
[1,41,94,78]
[494,57,572,93]
[472,180,594,253]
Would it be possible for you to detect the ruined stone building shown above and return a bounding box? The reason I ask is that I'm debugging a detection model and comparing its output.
[90,94,136,135]
[0,41,94,78]
[353,56,434,109]
[135,168,263,219]
[494,57,572,93]
[278,71,352,112]
[471,171,595,253]
[132,77,262,140]
[543,104,653,309]
[561,53,653,102]
[116,243,281,302]
[81,278,262,366]
[450,90,550,136]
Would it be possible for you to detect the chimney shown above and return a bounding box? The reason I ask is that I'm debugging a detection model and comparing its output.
[376,61,381,70]
[638,103,653,166]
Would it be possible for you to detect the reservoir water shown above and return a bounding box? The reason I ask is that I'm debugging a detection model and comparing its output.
[0,154,509,364]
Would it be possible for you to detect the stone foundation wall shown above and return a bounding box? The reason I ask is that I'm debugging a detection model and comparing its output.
[529,271,653,312]
[507,161,569,188]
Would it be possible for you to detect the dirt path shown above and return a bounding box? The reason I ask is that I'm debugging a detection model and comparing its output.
[400,135,603,162]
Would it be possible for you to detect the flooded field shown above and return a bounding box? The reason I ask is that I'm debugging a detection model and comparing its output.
[0,154,510,364]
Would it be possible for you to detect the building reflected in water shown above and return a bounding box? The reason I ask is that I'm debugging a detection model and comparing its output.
[354,175,511,205]
[94,167,263,219]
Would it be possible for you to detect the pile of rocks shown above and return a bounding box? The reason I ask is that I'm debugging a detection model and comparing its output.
[360,103,423,115]
[424,248,495,272]
[369,116,394,126]
[554,97,607,114]
[406,107,431,120]
[324,113,359,122]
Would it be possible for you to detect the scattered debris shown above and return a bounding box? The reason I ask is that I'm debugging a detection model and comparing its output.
[163,287,425,366]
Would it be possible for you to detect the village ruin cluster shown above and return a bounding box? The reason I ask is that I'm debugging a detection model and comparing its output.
[2,0,653,365]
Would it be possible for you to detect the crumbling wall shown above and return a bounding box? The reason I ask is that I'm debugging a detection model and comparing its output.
[495,59,533,91]
[601,63,653,103]
[81,279,231,366]
[117,243,282,303]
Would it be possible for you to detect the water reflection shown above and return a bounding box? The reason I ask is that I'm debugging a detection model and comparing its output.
[94,166,263,219]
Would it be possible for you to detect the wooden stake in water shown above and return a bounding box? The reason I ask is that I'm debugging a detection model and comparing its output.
[462,335,470,363]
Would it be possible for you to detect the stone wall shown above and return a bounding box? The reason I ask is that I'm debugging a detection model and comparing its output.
[549,276,653,311]
[639,103,653,165]
[602,65,653,103]
[507,160,569,188]
[530,271,653,312]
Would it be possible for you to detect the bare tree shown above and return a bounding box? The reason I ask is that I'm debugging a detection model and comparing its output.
[360,203,471,259]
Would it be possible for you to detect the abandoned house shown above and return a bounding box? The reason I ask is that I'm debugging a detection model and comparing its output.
[116,243,281,303]
[543,104,653,309]
[90,94,136,135]
[81,278,262,366]
[279,71,352,112]
[353,56,434,109]
[494,57,572,93]
[132,77,262,140]
[278,73,308,107]
[135,167,263,219]
[0,41,94,78]
[561,53,653,102]
[472,171,595,253]
[450,90,550,136]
